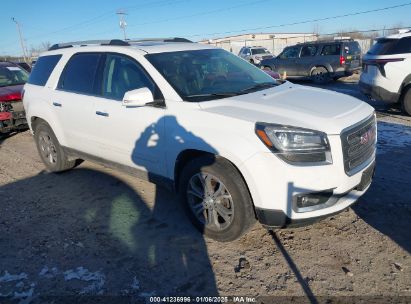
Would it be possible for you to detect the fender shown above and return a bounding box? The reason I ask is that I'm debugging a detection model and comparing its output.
[27,101,67,146]
[400,74,411,94]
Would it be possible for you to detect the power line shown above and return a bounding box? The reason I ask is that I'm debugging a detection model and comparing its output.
[187,2,411,39]
[128,0,273,27]
[0,0,191,49]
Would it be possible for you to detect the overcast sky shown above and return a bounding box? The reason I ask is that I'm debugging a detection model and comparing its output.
[1,0,410,56]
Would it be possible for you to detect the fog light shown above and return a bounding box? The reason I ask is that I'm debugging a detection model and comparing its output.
[295,191,333,208]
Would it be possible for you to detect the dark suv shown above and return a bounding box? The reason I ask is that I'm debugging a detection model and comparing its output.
[260,39,362,83]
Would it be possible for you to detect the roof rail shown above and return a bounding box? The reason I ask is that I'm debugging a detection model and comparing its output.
[48,39,129,51]
[128,37,193,43]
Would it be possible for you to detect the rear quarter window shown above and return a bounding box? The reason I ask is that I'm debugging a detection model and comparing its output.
[320,44,341,56]
[367,37,411,55]
[345,42,361,55]
[27,55,62,86]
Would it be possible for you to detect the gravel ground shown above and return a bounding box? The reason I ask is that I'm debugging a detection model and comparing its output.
[0,80,410,303]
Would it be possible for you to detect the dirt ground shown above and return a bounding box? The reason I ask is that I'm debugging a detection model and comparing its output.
[0,81,410,303]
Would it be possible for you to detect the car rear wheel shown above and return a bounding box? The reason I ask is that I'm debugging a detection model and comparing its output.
[311,67,330,84]
[401,87,411,116]
[179,155,256,242]
[34,121,80,172]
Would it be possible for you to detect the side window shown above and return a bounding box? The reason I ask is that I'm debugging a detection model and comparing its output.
[390,37,411,54]
[28,55,62,86]
[58,53,101,94]
[321,44,341,56]
[300,45,317,57]
[280,47,300,59]
[102,54,155,101]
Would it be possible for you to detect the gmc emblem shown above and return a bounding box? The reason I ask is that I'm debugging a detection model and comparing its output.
[360,127,375,145]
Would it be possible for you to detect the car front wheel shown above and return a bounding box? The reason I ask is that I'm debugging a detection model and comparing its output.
[179,156,256,242]
[401,87,411,116]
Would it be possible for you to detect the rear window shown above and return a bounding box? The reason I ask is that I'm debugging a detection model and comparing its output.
[58,53,101,94]
[28,55,62,86]
[367,37,411,55]
[321,44,341,56]
[345,42,361,55]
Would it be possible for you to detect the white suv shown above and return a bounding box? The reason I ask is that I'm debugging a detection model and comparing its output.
[360,30,411,115]
[23,39,376,241]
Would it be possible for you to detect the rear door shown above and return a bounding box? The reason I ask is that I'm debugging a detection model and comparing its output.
[298,44,319,76]
[319,43,341,70]
[53,52,103,154]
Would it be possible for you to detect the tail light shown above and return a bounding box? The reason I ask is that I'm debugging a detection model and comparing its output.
[339,56,346,66]
[363,58,404,77]
[0,92,21,102]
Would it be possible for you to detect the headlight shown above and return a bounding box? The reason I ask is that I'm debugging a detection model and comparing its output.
[255,122,332,164]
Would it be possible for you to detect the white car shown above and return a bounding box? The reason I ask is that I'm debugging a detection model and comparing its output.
[23,39,376,242]
[238,46,274,65]
[360,30,411,115]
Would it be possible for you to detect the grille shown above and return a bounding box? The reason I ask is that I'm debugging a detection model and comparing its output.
[341,115,376,175]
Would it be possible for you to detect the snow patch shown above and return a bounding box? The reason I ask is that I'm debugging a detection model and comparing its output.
[63,267,105,295]
[377,122,411,154]
[131,276,140,290]
[0,271,27,283]
[39,266,59,279]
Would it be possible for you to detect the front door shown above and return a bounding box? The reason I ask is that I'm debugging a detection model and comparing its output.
[273,46,301,76]
[92,53,167,177]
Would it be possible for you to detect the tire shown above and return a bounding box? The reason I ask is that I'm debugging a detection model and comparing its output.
[178,155,256,242]
[262,66,272,71]
[249,59,254,65]
[311,67,330,84]
[401,87,411,116]
[34,121,78,172]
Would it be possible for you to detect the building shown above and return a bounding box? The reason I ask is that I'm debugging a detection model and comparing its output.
[198,32,318,55]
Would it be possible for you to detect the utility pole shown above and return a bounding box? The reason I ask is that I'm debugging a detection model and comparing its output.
[11,17,28,62]
[116,9,128,40]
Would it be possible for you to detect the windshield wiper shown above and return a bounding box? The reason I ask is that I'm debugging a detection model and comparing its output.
[239,82,277,93]
[185,92,241,98]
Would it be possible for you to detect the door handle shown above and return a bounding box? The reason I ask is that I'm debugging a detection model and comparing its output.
[53,102,62,107]
[96,111,109,117]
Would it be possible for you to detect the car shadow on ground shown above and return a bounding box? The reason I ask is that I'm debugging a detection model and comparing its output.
[352,121,411,253]
[0,168,218,300]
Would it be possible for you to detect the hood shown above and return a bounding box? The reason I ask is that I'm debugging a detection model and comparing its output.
[198,82,374,135]
[0,84,23,102]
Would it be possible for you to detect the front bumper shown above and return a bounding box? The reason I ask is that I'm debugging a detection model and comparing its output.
[0,111,27,132]
[239,134,375,226]
[359,81,399,103]
[255,167,374,228]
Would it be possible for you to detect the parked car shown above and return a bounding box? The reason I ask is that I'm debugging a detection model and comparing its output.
[238,46,274,65]
[260,39,362,83]
[13,61,31,72]
[24,39,376,242]
[0,62,29,133]
[359,30,411,115]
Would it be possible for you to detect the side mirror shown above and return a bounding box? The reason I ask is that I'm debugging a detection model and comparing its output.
[122,87,154,107]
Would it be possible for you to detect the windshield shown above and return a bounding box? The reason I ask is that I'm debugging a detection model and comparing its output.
[145,48,278,102]
[0,66,29,87]
[251,48,269,55]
